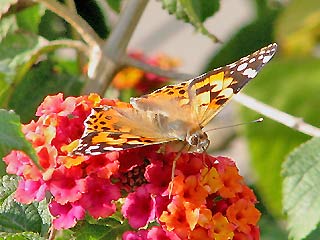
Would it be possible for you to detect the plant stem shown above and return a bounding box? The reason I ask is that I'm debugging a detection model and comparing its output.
[234,94,320,137]
[83,0,149,94]
[122,55,320,138]
[35,0,102,47]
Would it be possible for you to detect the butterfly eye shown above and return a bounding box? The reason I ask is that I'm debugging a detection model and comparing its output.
[186,133,199,146]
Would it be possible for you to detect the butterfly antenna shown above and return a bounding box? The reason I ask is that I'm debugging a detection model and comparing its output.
[204,117,263,133]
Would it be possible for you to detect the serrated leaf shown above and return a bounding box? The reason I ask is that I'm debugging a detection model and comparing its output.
[161,0,220,42]
[0,231,44,240]
[8,60,83,123]
[0,175,50,234]
[240,57,320,219]
[282,137,320,240]
[0,109,38,166]
[0,175,18,205]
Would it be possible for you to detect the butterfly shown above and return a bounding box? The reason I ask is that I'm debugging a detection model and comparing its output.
[74,43,277,156]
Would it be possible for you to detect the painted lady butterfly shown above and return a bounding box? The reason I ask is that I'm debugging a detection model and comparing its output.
[74,43,277,155]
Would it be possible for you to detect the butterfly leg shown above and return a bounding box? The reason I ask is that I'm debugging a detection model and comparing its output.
[168,144,190,198]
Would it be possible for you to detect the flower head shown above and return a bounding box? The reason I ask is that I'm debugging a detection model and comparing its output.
[4,93,261,239]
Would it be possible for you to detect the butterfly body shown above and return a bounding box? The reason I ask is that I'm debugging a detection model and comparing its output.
[74,43,277,155]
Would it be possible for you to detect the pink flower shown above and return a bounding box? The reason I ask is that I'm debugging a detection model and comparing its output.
[122,185,156,228]
[4,151,41,179]
[36,93,76,117]
[47,165,86,204]
[49,201,85,229]
[15,179,47,204]
[79,176,120,218]
[122,229,148,240]
[123,227,180,240]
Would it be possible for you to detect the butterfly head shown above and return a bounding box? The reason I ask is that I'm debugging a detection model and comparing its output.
[186,130,210,153]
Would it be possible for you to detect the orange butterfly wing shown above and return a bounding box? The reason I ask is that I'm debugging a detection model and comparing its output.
[188,43,277,126]
[74,43,277,155]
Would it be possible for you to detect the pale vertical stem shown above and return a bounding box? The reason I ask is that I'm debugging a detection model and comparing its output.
[83,0,149,94]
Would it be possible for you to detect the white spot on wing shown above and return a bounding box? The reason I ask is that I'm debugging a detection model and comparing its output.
[249,58,256,63]
[243,68,257,78]
[241,56,249,62]
[85,150,101,155]
[237,62,248,71]
[88,146,100,150]
[103,146,123,151]
[228,63,237,68]
[262,55,272,63]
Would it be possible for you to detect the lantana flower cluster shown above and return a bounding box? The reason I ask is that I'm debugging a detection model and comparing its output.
[112,52,180,94]
[4,93,261,239]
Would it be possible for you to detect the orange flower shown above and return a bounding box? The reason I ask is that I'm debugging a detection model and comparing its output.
[183,175,208,206]
[160,196,190,239]
[226,199,261,234]
[218,165,243,198]
[200,167,223,194]
[210,213,235,240]
[188,226,211,240]
[112,67,144,89]
[152,53,181,70]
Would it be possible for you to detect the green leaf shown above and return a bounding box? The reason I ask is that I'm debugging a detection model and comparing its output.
[241,57,320,218]
[73,219,131,240]
[259,215,288,240]
[0,109,38,165]
[0,175,50,234]
[8,60,83,123]
[0,232,44,240]
[106,0,122,13]
[75,1,110,39]
[0,175,18,205]
[274,0,320,56]
[161,0,220,41]
[0,29,46,106]
[205,10,278,71]
[16,4,45,33]
[38,10,69,41]
[282,137,320,240]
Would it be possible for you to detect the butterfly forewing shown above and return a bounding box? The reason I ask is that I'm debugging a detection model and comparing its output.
[74,43,277,156]
[188,43,277,126]
[73,106,176,155]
